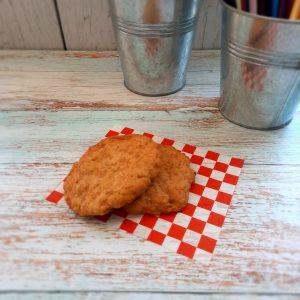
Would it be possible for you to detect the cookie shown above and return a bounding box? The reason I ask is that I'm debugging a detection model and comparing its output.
[64,134,161,216]
[125,144,195,215]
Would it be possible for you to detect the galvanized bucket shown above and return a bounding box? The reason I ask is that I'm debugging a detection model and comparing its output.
[109,0,201,96]
[219,0,300,130]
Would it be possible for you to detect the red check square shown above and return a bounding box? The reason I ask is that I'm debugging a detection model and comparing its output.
[230,157,244,168]
[206,178,222,190]
[205,151,219,161]
[120,219,138,233]
[95,213,111,223]
[121,127,134,135]
[147,230,166,245]
[190,183,204,196]
[198,166,213,177]
[198,197,214,210]
[161,138,174,146]
[214,161,228,172]
[143,132,154,139]
[105,130,119,137]
[190,155,203,165]
[140,214,158,228]
[198,235,217,253]
[181,203,196,216]
[188,218,205,234]
[216,191,232,205]
[177,242,196,259]
[182,144,196,154]
[160,212,177,223]
[46,191,63,204]
[224,174,239,185]
[208,212,225,227]
[168,224,186,240]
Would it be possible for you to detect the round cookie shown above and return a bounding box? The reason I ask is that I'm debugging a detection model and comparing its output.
[125,144,195,215]
[64,134,161,216]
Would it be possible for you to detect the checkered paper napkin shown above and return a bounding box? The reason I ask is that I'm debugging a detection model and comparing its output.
[45,126,244,261]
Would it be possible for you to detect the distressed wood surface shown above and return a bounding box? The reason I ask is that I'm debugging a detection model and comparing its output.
[55,0,221,51]
[0,0,64,50]
[0,50,299,296]
[1,293,298,300]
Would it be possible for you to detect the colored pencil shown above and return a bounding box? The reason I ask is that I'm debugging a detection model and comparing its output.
[249,0,257,13]
[271,0,280,17]
[258,1,268,16]
[278,0,287,18]
[226,0,237,8]
[290,0,300,19]
[241,0,247,11]
[236,0,242,10]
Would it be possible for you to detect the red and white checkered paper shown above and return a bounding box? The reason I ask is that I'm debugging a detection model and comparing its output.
[45,126,244,261]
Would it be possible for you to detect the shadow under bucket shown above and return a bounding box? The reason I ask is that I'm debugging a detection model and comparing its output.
[219,0,300,130]
[109,0,202,96]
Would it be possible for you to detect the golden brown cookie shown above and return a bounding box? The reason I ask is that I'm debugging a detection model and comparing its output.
[125,144,195,215]
[64,134,161,216]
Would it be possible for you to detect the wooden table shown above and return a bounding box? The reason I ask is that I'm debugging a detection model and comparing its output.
[0,50,299,299]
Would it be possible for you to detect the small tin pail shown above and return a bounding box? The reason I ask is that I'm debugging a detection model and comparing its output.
[219,0,300,130]
[110,0,201,96]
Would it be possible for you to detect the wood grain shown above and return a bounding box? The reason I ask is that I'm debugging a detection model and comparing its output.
[0,0,64,50]
[1,110,300,165]
[56,0,116,51]
[1,163,299,292]
[0,50,220,110]
[193,0,221,49]
[1,293,298,299]
[0,50,299,296]
[55,0,221,51]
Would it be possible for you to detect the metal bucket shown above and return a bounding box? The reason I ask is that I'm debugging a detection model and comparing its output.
[109,0,201,96]
[219,0,300,130]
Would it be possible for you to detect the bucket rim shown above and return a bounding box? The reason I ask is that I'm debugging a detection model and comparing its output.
[220,0,300,25]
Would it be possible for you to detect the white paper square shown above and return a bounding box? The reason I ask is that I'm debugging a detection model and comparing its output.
[195,174,209,186]
[173,213,192,228]
[210,170,226,181]
[212,201,228,216]
[188,193,200,206]
[173,141,184,151]
[190,163,200,172]
[152,136,164,144]
[153,218,172,234]
[194,247,212,263]
[202,187,218,200]
[162,236,181,251]
[112,125,126,132]
[134,224,152,238]
[202,223,221,239]
[217,155,231,164]
[193,148,207,158]
[126,214,143,223]
[202,158,216,168]
[227,165,241,176]
[182,229,201,247]
[194,206,210,222]
[220,182,235,195]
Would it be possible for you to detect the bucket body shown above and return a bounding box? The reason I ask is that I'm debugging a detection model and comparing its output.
[110,0,201,96]
[219,1,300,130]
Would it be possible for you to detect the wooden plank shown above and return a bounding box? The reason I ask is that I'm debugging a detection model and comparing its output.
[0,293,298,299]
[0,0,64,50]
[0,50,220,111]
[1,110,299,165]
[56,0,116,51]
[193,0,221,49]
[1,163,299,292]
[56,0,220,51]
